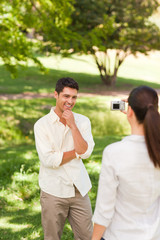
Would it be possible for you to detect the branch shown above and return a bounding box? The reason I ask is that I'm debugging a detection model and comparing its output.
[29,0,43,19]
[106,50,111,75]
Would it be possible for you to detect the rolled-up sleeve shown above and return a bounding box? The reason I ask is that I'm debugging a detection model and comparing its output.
[78,117,95,159]
[34,123,63,168]
[92,147,119,227]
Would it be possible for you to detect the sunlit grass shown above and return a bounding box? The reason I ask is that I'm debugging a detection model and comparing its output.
[0,96,129,147]
[0,50,160,239]
[0,95,128,239]
[118,51,160,84]
[38,54,99,75]
[0,51,160,94]
[2,90,160,239]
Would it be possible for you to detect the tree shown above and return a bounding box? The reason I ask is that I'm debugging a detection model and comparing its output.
[1,0,160,85]
[59,0,160,86]
[0,0,74,77]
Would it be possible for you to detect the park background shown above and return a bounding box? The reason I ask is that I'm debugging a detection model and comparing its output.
[0,1,160,239]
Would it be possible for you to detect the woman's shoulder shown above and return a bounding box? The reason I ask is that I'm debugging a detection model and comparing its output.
[103,135,144,155]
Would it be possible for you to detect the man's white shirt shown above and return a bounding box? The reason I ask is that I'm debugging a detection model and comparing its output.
[34,107,95,198]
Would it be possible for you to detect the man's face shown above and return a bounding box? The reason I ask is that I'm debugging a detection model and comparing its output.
[54,87,78,113]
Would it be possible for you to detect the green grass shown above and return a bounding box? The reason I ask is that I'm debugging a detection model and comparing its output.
[118,52,160,84]
[0,52,160,94]
[0,96,127,240]
[0,136,121,240]
[0,96,129,147]
[0,52,160,239]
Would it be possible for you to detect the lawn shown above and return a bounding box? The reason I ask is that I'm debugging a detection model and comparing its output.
[0,96,128,240]
[0,52,160,94]
[0,52,160,239]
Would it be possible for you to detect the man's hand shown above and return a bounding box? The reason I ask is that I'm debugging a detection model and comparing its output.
[62,110,76,129]
[62,110,88,155]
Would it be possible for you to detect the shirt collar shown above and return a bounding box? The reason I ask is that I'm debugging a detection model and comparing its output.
[123,135,145,142]
[48,107,78,125]
[48,107,60,123]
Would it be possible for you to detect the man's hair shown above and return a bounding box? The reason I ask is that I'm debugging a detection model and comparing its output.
[55,77,79,94]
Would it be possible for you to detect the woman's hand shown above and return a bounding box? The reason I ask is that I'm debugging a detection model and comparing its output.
[120,98,128,114]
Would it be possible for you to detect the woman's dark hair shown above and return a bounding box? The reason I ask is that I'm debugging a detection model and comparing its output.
[55,77,79,94]
[128,85,160,168]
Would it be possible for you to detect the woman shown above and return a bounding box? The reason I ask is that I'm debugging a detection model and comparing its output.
[92,86,160,240]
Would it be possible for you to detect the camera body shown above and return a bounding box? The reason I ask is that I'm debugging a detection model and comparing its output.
[111,100,125,111]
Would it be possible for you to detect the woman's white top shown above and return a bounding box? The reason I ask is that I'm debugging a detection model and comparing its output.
[93,135,160,240]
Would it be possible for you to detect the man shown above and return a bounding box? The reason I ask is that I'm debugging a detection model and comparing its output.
[34,77,95,240]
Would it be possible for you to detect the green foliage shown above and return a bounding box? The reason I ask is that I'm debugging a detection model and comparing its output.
[1,0,160,85]
[0,0,74,77]
[59,0,160,85]
[0,1,45,77]
[69,0,160,52]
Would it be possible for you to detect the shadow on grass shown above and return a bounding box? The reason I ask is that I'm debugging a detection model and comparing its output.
[0,144,38,187]
[0,64,100,94]
[115,77,160,91]
[0,209,42,240]
[0,142,74,239]
[0,207,74,240]
[0,134,123,195]
[0,97,55,148]
[0,134,124,239]
[0,64,160,94]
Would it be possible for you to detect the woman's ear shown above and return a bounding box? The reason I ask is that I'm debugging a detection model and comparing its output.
[127,105,134,118]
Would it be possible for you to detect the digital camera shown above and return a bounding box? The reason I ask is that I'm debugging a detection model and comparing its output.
[110,100,125,111]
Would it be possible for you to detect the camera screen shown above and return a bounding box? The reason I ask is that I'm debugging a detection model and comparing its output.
[113,103,120,109]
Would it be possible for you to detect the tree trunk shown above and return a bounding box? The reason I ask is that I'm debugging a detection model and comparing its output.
[94,50,127,86]
[111,68,118,86]
[100,73,117,86]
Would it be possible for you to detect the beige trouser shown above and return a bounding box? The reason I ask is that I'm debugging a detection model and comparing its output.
[40,188,93,240]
